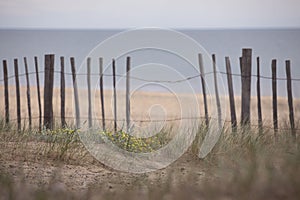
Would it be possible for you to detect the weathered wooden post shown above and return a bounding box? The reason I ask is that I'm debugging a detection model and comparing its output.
[34,56,42,131]
[285,60,295,140]
[24,57,32,130]
[125,56,132,150]
[112,59,117,132]
[44,54,55,130]
[256,57,263,133]
[60,56,66,128]
[14,59,21,131]
[87,57,92,128]
[212,54,222,129]
[70,57,80,128]
[225,57,237,132]
[126,56,131,133]
[99,57,105,131]
[3,60,9,126]
[271,59,278,137]
[240,48,252,126]
[198,53,209,127]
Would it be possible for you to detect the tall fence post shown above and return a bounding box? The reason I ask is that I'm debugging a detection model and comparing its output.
[271,59,278,137]
[240,48,252,126]
[285,60,295,140]
[14,59,21,131]
[87,57,92,128]
[34,56,42,131]
[99,57,105,131]
[126,56,131,133]
[212,54,222,129]
[60,56,66,128]
[70,57,80,129]
[44,54,54,130]
[112,59,117,132]
[125,56,132,151]
[225,57,237,132]
[3,60,9,126]
[198,53,209,127]
[256,57,263,133]
[24,57,32,130]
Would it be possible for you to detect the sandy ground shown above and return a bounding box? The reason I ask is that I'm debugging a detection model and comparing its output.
[1,85,299,129]
[0,139,205,197]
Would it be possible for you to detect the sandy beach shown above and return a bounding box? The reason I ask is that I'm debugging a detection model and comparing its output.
[1,85,299,129]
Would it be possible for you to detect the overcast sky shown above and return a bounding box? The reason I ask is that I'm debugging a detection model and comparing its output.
[1,0,300,29]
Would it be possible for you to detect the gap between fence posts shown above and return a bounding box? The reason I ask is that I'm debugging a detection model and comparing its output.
[240,48,252,126]
[87,57,92,128]
[34,56,42,131]
[3,60,9,125]
[285,60,295,140]
[112,59,117,132]
[44,55,54,130]
[271,59,278,137]
[198,53,209,127]
[24,57,32,130]
[257,57,263,134]
[71,57,80,129]
[225,56,237,132]
[99,57,105,131]
[212,54,222,129]
[14,59,21,131]
[60,56,66,128]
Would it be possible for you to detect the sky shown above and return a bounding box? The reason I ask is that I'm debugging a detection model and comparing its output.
[1,0,300,29]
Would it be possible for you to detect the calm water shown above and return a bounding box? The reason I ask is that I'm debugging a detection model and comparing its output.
[0,29,299,98]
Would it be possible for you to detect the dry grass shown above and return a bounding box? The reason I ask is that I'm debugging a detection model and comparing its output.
[0,86,299,199]
[0,120,299,200]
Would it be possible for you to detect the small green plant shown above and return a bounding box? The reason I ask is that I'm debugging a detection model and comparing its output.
[99,130,171,153]
[40,127,80,159]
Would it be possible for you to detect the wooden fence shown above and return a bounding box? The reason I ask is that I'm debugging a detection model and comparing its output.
[0,48,298,140]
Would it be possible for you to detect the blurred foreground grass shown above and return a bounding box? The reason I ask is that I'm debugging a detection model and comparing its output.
[0,120,299,200]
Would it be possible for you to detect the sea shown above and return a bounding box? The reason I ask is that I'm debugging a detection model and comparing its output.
[0,29,299,98]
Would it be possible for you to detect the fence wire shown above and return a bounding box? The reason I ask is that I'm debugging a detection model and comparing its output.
[1,57,299,133]
[1,70,300,83]
[4,116,300,132]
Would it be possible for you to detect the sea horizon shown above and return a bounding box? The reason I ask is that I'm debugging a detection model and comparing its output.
[0,28,299,98]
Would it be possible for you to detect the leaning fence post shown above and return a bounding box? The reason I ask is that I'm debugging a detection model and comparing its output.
[240,48,252,126]
[99,57,105,131]
[256,57,263,133]
[285,60,295,140]
[70,57,80,129]
[112,59,117,132]
[44,54,54,130]
[212,54,222,129]
[225,57,237,132]
[3,60,9,126]
[87,57,92,128]
[24,57,32,130]
[198,53,209,127]
[34,57,42,131]
[60,56,66,128]
[271,59,278,137]
[14,59,21,131]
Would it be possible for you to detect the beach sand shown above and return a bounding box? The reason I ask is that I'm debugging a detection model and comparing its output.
[1,85,299,129]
